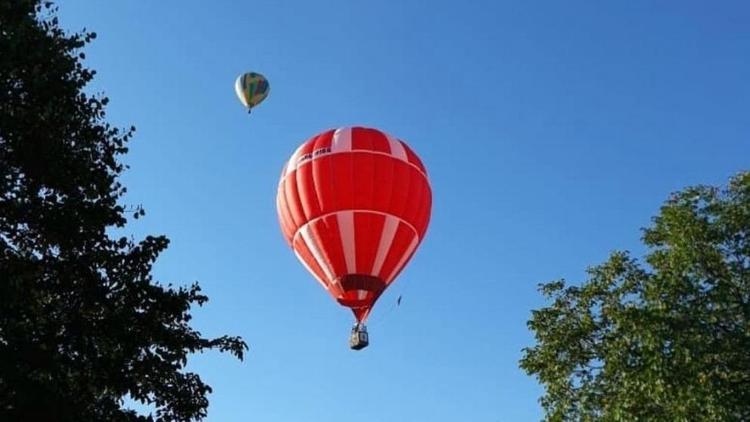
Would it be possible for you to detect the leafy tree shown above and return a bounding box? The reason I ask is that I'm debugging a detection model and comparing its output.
[0,1,247,420]
[521,172,750,421]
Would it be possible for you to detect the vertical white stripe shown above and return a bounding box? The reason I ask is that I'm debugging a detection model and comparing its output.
[357,290,367,300]
[234,76,249,107]
[371,215,399,277]
[385,235,419,283]
[275,190,288,236]
[337,210,357,273]
[285,144,306,176]
[293,248,329,290]
[275,187,282,214]
[385,134,408,161]
[284,160,294,176]
[331,127,352,152]
[299,225,334,281]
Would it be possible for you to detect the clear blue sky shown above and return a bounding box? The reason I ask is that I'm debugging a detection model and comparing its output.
[57,1,749,420]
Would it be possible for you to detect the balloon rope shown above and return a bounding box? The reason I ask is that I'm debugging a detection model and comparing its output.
[369,274,416,327]
[369,293,403,327]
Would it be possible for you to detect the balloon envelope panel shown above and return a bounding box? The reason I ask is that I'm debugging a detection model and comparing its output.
[276,127,431,322]
[235,72,270,109]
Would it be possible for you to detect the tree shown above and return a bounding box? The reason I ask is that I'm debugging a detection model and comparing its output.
[521,172,750,421]
[0,1,247,420]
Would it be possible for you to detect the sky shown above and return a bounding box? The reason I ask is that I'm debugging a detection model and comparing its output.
[55,1,749,420]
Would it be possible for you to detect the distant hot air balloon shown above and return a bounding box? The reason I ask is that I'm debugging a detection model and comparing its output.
[276,126,432,350]
[234,72,269,113]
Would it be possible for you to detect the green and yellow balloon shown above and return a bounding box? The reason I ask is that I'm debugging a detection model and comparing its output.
[235,72,269,113]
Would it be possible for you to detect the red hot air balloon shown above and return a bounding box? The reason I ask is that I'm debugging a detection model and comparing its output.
[276,126,432,350]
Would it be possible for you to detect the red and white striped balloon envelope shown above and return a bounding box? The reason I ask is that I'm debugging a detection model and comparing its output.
[276,126,432,324]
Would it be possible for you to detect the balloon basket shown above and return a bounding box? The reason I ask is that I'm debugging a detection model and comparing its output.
[349,324,369,350]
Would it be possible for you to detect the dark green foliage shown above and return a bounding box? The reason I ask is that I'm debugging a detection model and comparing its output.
[521,173,750,421]
[0,1,247,420]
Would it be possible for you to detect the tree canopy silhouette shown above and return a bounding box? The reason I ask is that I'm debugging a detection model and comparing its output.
[521,172,750,421]
[0,1,247,420]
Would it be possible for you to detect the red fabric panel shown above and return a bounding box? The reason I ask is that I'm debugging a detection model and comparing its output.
[353,212,385,274]
[276,184,295,243]
[296,163,320,220]
[311,149,336,215]
[401,166,427,234]
[416,181,432,237]
[401,141,427,175]
[349,127,390,153]
[292,236,329,288]
[329,153,354,211]
[379,222,417,283]
[369,129,391,153]
[307,218,338,278]
[313,130,334,150]
[372,153,395,212]
[312,214,347,279]
[352,152,375,210]
[293,139,315,168]
[387,159,411,222]
[282,173,304,229]
[350,127,370,150]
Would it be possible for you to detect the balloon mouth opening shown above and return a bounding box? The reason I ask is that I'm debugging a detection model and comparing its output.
[334,274,386,321]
